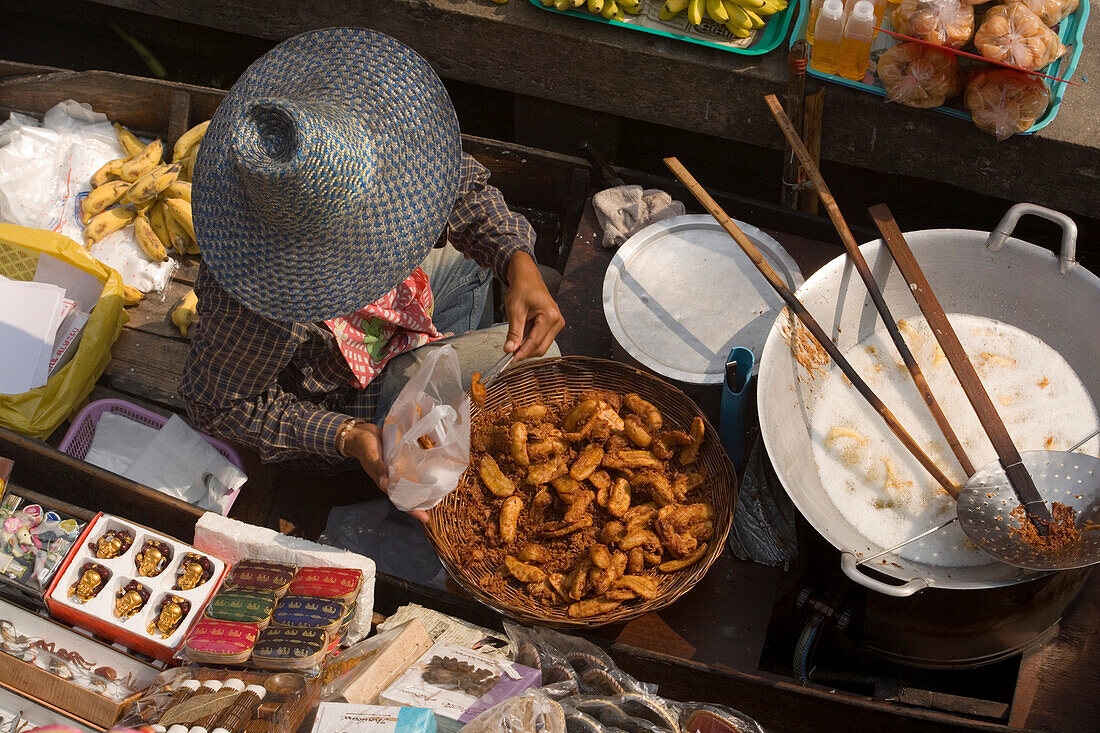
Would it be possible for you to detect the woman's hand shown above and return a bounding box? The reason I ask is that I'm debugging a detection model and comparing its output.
[504,252,565,361]
[345,421,429,523]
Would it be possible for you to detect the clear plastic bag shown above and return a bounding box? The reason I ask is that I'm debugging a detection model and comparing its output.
[461,690,567,733]
[1006,0,1078,26]
[965,68,1051,140]
[381,344,471,512]
[974,3,1066,70]
[679,702,768,733]
[877,42,965,108]
[891,0,975,47]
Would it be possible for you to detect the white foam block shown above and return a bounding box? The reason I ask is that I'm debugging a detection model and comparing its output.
[194,513,376,643]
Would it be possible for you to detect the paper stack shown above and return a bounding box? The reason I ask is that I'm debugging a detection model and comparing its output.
[0,275,67,394]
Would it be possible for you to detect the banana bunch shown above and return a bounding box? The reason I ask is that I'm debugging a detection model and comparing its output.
[539,0,643,22]
[83,120,208,261]
[659,0,787,36]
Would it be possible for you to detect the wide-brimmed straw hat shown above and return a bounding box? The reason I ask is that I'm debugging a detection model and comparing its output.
[193,28,461,322]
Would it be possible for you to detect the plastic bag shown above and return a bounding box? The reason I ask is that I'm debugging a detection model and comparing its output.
[461,690,567,733]
[680,702,768,733]
[382,344,471,512]
[0,224,127,438]
[1006,0,1077,25]
[877,42,965,108]
[892,0,975,47]
[974,3,1066,70]
[965,68,1051,140]
[0,101,176,294]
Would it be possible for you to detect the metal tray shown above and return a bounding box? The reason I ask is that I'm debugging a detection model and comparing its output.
[791,0,1090,134]
[528,0,798,56]
[602,214,803,385]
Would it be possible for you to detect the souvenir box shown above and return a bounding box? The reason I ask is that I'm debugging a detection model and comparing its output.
[0,474,87,604]
[0,597,160,728]
[45,513,226,661]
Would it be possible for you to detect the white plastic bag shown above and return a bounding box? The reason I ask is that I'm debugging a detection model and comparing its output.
[382,345,471,512]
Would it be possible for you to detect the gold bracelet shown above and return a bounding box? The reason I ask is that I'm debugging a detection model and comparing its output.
[335,419,365,458]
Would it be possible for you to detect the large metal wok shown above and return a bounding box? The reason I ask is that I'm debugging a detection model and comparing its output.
[758,203,1100,595]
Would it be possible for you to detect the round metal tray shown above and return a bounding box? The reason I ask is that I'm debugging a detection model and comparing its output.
[602,214,803,385]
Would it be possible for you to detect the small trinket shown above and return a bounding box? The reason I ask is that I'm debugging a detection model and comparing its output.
[286,566,362,602]
[251,627,327,670]
[224,559,297,596]
[114,580,151,619]
[183,618,259,664]
[68,562,110,602]
[174,552,215,590]
[148,594,190,639]
[135,540,172,577]
[89,528,133,559]
[270,595,344,637]
[205,590,277,627]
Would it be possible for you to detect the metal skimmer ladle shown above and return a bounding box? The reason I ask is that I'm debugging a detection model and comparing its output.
[857,428,1100,569]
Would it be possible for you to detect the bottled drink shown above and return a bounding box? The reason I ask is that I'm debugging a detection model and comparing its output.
[807,0,825,44]
[839,0,875,80]
[810,0,846,75]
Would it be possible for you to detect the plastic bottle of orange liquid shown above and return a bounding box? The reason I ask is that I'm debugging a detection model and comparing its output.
[844,0,888,31]
[839,0,875,80]
[810,0,845,75]
[807,0,825,44]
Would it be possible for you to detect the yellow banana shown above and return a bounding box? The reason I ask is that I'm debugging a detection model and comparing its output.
[706,0,730,22]
[727,0,766,9]
[163,198,195,242]
[114,123,144,158]
[91,158,125,188]
[588,0,605,13]
[726,3,753,28]
[172,289,198,337]
[688,0,705,25]
[162,180,192,202]
[133,213,168,262]
[554,0,571,10]
[148,200,176,255]
[185,240,200,255]
[666,0,691,10]
[119,139,164,182]
[84,207,135,246]
[725,20,752,35]
[178,151,197,183]
[122,163,182,207]
[123,286,144,307]
[172,120,210,163]
[743,7,765,26]
[162,204,191,254]
[619,0,641,12]
[601,0,618,17]
[539,0,555,6]
[80,181,129,224]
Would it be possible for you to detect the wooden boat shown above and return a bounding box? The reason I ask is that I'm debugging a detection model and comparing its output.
[0,62,1095,733]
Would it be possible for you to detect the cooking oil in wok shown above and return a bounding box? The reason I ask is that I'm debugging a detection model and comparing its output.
[809,314,1100,567]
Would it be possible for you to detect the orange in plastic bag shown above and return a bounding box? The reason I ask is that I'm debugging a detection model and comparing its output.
[892,0,975,48]
[0,224,127,439]
[878,42,965,108]
[1006,0,1078,26]
[965,68,1051,140]
[974,4,1066,70]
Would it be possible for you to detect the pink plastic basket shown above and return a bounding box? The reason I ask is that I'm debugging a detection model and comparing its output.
[58,398,245,515]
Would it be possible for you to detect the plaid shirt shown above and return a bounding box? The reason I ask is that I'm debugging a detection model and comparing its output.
[180,154,534,471]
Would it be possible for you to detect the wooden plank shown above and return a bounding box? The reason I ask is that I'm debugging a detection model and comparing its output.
[0,425,203,542]
[99,328,190,412]
[122,278,194,340]
[167,89,192,151]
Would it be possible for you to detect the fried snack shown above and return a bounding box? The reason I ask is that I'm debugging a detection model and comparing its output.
[1006,0,1078,25]
[418,435,436,450]
[500,496,524,544]
[471,372,487,408]
[454,388,716,618]
[623,393,662,430]
[480,455,515,497]
[508,422,530,468]
[658,543,709,573]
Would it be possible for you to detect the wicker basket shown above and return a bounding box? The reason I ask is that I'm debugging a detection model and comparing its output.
[425,356,737,627]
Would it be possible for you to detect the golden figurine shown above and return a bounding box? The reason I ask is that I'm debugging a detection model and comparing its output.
[134,540,172,577]
[148,594,190,638]
[89,528,133,559]
[114,580,150,619]
[68,563,110,603]
[173,553,214,591]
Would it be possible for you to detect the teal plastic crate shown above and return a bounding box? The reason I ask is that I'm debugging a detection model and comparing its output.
[791,0,1089,134]
[528,0,798,56]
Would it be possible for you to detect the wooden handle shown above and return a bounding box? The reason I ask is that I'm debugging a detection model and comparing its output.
[764,94,976,478]
[663,157,958,497]
[869,204,1052,524]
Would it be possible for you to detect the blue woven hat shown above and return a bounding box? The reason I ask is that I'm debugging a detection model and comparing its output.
[193,28,461,322]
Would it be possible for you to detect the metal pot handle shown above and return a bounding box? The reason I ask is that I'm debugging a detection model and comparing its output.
[986,203,1078,276]
[841,552,929,597]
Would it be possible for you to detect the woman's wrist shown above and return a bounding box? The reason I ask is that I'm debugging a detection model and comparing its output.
[335,418,367,457]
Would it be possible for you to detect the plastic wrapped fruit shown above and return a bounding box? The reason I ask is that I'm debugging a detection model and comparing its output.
[1005,0,1078,26]
[965,68,1050,140]
[892,0,975,48]
[877,43,965,108]
[974,4,1066,70]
